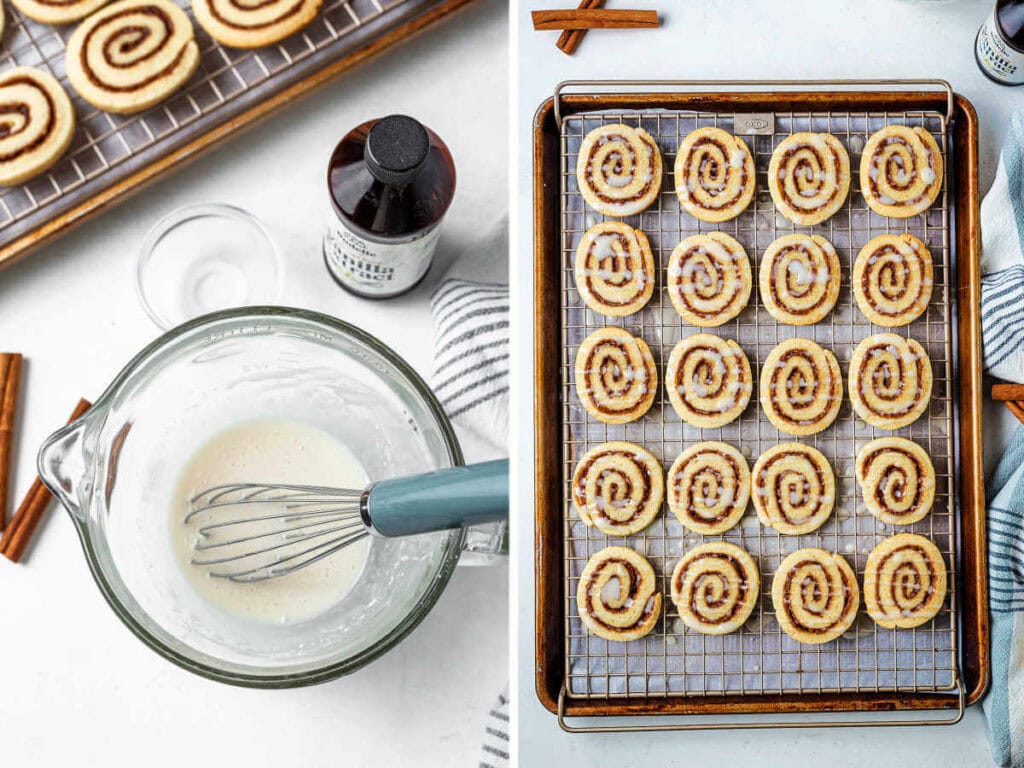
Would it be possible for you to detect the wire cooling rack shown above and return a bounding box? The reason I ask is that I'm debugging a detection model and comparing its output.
[0,0,458,263]
[559,107,959,700]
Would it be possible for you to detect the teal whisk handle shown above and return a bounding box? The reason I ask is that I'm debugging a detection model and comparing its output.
[363,459,509,538]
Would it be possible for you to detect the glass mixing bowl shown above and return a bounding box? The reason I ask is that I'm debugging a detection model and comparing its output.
[38,307,466,687]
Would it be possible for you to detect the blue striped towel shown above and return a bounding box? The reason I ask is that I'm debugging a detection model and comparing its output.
[981,112,1024,768]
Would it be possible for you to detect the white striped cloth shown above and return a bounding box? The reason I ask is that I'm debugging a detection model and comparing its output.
[478,687,510,768]
[981,112,1024,768]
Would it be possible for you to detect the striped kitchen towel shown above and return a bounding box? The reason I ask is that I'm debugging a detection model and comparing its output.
[430,216,509,449]
[982,113,1024,768]
[478,687,510,768]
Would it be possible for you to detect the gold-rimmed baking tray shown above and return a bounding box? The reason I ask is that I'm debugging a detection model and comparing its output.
[0,0,474,271]
[533,80,986,731]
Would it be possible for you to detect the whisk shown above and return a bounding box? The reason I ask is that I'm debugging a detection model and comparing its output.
[185,459,508,582]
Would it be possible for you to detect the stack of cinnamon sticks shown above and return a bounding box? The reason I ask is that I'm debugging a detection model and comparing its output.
[993,382,1024,425]
[533,2,660,56]
[0,351,90,563]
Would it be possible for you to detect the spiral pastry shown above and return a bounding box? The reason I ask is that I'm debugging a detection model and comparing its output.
[855,437,935,526]
[849,333,932,430]
[0,68,75,187]
[667,232,751,327]
[768,132,851,226]
[864,533,947,629]
[666,334,752,428]
[574,222,655,317]
[860,126,944,219]
[671,542,759,635]
[576,546,662,642]
[752,443,835,535]
[572,442,664,537]
[574,327,657,424]
[575,124,662,218]
[673,127,755,223]
[760,338,842,436]
[667,441,749,535]
[66,0,200,115]
[12,0,109,25]
[192,0,321,48]
[772,549,859,644]
[852,234,934,327]
[759,234,841,326]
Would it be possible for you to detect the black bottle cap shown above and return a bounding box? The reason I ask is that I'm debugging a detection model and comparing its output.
[364,115,430,185]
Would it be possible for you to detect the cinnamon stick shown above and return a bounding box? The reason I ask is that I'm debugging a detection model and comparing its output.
[556,0,605,55]
[992,382,1024,401]
[1,398,91,563]
[0,353,23,533]
[532,9,658,30]
[1006,400,1024,427]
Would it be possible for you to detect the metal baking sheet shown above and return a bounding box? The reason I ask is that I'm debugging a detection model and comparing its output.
[559,107,959,699]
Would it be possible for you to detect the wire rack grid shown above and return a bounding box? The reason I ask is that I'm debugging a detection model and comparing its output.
[559,107,959,700]
[0,0,437,254]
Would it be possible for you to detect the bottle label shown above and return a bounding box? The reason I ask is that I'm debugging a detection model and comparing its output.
[977,11,1024,85]
[323,215,439,297]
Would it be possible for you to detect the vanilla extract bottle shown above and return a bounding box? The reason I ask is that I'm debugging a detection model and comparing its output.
[977,0,1024,85]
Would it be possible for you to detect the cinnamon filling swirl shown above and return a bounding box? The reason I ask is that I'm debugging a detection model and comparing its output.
[853,234,934,327]
[666,334,752,428]
[864,533,946,629]
[574,221,654,317]
[667,441,749,535]
[759,234,840,326]
[674,127,755,223]
[667,232,751,327]
[572,441,663,536]
[574,327,657,424]
[760,338,842,436]
[856,437,935,525]
[671,542,759,635]
[772,548,859,644]
[577,546,662,641]
[849,333,932,430]
[752,443,835,535]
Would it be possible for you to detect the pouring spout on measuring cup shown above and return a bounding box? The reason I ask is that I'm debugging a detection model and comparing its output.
[37,400,96,525]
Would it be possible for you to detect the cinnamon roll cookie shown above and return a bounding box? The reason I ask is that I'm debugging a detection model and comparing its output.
[576,124,662,218]
[576,546,662,642]
[574,221,654,317]
[574,327,657,424]
[193,0,321,48]
[667,232,751,327]
[759,234,841,326]
[860,126,944,219]
[752,443,835,536]
[671,542,759,635]
[849,333,932,430]
[66,0,200,114]
[667,441,749,535]
[855,437,935,526]
[673,127,755,223]
[665,334,752,428]
[572,442,663,536]
[760,338,842,436]
[0,68,75,186]
[768,133,851,226]
[772,549,859,644]
[12,0,108,24]
[852,234,933,327]
[863,533,947,629]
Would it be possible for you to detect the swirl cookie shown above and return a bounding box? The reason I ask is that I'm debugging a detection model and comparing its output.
[66,0,200,114]
[855,437,935,526]
[671,542,759,635]
[667,232,751,328]
[861,126,943,219]
[572,442,663,537]
[759,234,841,326]
[760,338,842,436]
[752,443,835,536]
[864,533,947,629]
[574,221,654,317]
[772,549,859,644]
[0,68,75,186]
[768,132,851,226]
[852,234,933,327]
[666,334,752,428]
[576,546,662,642]
[574,327,657,424]
[192,0,322,48]
[576,124,662,218]
[667,441,749,535]
[673,127,755,223]
[849,333,932,430]
[12,0,108,24]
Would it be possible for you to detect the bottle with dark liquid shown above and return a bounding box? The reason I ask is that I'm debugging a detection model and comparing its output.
[977,0,1024,85]
[323,114,456,298]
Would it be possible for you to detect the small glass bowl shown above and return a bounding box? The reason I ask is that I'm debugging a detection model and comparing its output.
[136,203,282,330]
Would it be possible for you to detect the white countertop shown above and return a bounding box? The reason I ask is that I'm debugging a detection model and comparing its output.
[0,1,507,765]
[512,0,1020,764]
